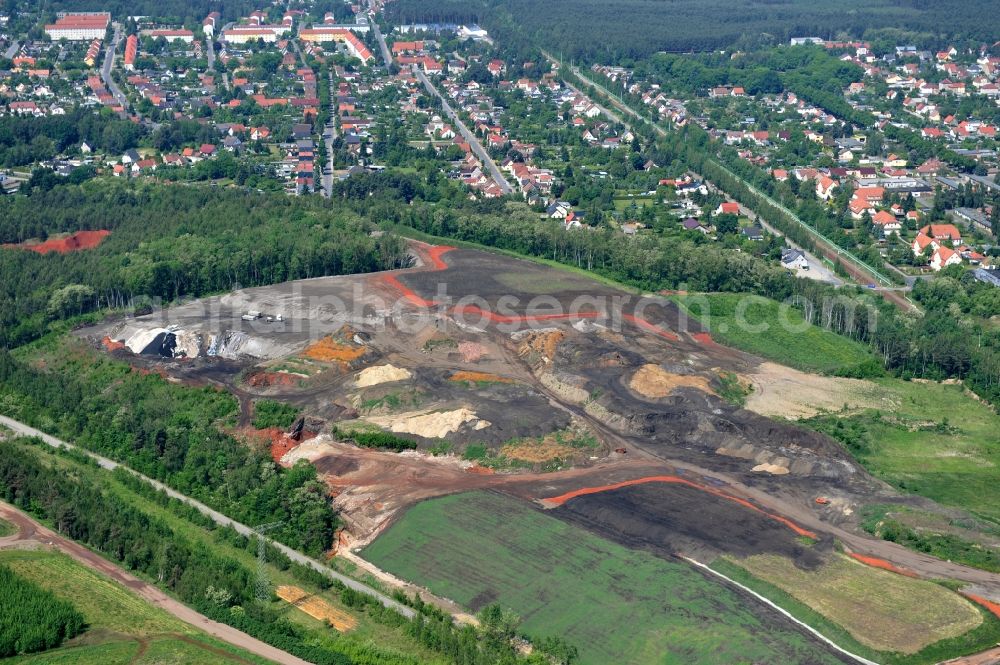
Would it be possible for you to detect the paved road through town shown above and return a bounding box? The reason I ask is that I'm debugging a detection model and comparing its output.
[0,414,416,619]
[415,68,514,194]
[101,25,130,117]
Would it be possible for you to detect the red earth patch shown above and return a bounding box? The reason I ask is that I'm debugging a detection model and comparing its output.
[3,229,110,255]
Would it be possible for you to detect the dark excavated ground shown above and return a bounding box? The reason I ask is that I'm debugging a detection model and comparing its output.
[550,483,833,567]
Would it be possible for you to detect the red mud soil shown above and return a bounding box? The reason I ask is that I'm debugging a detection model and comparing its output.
[962,593,1000,620]
[540,475,817,539]
[3,229,110,254]
[847,552,918,577]
[247,371,299,388]
[692,331,721,347]
[101,336,126,351]
[240,427,317,463]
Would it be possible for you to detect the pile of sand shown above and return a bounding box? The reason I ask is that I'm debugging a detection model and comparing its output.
[502,437,577,463]
[281,437,338,466]
[368,408,490,439]
[628,364,715,399]
[276,586,357,632]
[356,364,412,387]
[752,462,790,475]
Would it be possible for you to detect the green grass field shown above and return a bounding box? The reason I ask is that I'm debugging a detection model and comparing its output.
[672,293,876,374]
[362,491,845,665]
[0,549,268,665]
[806,378,1000,526]
[0,517,14,537]
[713,557,1000,665]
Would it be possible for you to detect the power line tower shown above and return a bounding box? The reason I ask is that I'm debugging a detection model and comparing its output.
[252,522,283,603]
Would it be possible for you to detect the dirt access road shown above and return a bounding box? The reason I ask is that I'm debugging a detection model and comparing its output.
[0,500,308,665]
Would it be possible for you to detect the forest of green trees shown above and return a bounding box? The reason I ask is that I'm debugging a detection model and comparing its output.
[0,182,409,348]
[0,564,85,657]
[387,0,1000,62]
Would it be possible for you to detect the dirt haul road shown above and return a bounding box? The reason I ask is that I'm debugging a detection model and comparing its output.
[0,500,307,665]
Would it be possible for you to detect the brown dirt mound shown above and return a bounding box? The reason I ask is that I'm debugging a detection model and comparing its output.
[367,408,490,438]
[628,364,715,398]
[276,585,357,632]
[501,437,577,463]
[449,371,514,384]
[516,330,565,364]
[302,336,366,363]
[247,371,299,388]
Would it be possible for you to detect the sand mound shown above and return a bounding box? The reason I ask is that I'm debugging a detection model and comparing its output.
[276,586,356,632]
[628,364,715,398]
[281,437,338,466]
[368,408,490,439]
[744,362,891,419]
[356,364,412,387]
[752,462,790,475]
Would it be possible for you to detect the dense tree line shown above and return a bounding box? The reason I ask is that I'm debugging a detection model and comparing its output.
[387,0,1000,62]
[0,441,576,665]
[0,182,409,347]
[0,565,85,656]
[0,342,337,557]
[0,109,144,166]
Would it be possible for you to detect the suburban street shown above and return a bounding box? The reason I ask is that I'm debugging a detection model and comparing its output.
[0,500,310,665]
[367,6,393,70]
[0,414,416,620]
[415,69,514,194]
[3,39,19,59]
[323,70,337,197]
[101,25,130,117]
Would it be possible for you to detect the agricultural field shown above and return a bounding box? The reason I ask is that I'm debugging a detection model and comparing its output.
[0,549,267,665]
[362,491,847,665]
[672,293,875,374]
[733,553,983,654]
[713,556,1000,665]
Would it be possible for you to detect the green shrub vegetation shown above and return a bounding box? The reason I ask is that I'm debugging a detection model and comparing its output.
[252,400,300,431]
[0,564,85,657]
[334,426,419,452]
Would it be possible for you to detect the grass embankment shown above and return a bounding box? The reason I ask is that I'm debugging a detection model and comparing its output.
[804,378,1000,528]
[672,293,877,374]
[362,491,845,665]
[2,437,448,665]
[712,556,1000,665]
[0,518,14,537]
[0,549,268,665]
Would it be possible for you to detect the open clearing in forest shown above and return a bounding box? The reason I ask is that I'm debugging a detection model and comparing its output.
[276,586,357,632]
[361,491,848,665]
[734,553,982,653]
